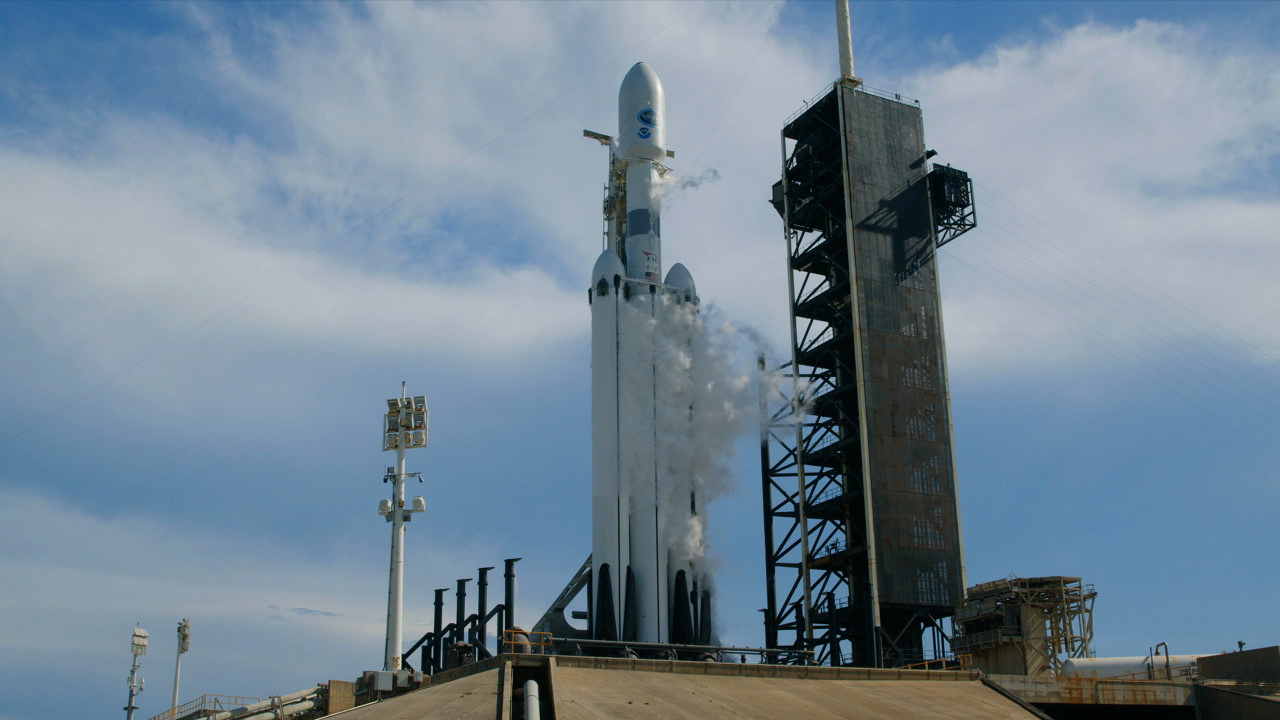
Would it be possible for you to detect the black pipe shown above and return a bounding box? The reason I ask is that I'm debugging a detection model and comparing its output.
[622,566,638,642]
[495,607,505,652]
[698,590,712,646]
[793,601,805,663]
[432,588,446,673]
[477,567,494,649]
[827,592,839,666]
[757,354,779,652]
[691,577,700,643]
[409,632,429,674]
[455,578,471,645]
[503,558,521,630]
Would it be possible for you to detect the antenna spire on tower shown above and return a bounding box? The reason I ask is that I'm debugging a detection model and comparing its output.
[835,0,856,80]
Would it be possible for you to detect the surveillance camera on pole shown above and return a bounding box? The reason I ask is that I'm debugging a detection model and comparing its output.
[124,627,148,720]
[171,619,190,715]
[380,382,428,671]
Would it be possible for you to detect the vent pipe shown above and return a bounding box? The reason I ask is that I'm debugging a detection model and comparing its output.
[455,578,470,645]
[477,566,494,649]
[504,557,521,630]
[431,588,446,673]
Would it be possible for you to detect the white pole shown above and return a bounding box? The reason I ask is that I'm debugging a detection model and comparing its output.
[171,618,189,718]
[170,652,181,717]
[835,0,855,79]
[125,653,141,720]
[524,679,541,720]
[381,384,427,672]
[384,386,409,671]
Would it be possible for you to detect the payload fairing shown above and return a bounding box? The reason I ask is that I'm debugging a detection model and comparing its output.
[589,63,712,646]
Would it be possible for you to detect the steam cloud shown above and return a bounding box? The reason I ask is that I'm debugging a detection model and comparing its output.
[614,294,763,595]
[657,167,722,201]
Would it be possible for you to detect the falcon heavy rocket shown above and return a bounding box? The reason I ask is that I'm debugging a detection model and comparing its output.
[588,62,712,647]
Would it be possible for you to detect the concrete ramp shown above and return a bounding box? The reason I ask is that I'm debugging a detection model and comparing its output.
[552,657,1040,720]
[326,655,1041,720]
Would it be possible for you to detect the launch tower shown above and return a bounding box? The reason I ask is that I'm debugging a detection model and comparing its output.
[759,60,976,665]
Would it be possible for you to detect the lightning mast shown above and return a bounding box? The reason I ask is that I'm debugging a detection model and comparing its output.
[124,626,148,720]
[379,383,428,671]
[171,619,190,715]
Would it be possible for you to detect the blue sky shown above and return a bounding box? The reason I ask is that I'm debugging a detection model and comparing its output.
[2,2,1279,719]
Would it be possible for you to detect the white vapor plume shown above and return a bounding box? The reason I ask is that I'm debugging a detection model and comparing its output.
[615,294,759,591]
[657,167,723,204]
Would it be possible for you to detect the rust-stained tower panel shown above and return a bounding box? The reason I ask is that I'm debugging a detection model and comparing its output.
[761,77,975,667]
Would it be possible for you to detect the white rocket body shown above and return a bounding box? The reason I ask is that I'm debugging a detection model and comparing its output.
[589,63,711,647]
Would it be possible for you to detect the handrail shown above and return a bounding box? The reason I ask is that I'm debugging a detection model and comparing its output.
[145,695,264,720]
[897,654,971,671]
[950,626,1023,651]
[855,83,921,107]
[503,628,554,654]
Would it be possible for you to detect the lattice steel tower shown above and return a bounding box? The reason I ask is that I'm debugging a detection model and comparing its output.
[759,68,976,667]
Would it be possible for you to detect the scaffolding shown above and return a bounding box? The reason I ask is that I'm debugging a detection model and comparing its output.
[951,576,1096,676]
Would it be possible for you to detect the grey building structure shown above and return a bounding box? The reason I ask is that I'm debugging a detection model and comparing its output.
[760,76,976,667]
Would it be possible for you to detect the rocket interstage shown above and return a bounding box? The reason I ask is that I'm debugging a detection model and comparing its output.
[588,63,714,647]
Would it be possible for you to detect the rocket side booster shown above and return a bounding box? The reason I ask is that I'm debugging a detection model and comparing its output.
[588,63,712,649]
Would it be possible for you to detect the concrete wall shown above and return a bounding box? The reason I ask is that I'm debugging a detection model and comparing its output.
[1198,647,1280,684]
[987,674,1192,706]
[1194,684,1280,720]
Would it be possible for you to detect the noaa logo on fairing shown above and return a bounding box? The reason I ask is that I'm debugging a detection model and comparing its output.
[637,127,651,140]
[637,108,656,127]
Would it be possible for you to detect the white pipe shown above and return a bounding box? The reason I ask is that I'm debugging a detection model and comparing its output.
[835,0,855,79]
[206,688,320,720]
[170,650,182,718]
[239,699,318,720]
[524,679,541,720]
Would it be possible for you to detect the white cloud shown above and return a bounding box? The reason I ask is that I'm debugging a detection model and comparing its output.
[0,487,383,655]
[0,138,584,387]
[0,485,405,716]
[0,1,817,410]
[4,9,1274,403]
[909,21,1280,379]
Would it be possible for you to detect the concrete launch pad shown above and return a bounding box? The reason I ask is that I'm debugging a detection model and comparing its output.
[329,654,1043,719]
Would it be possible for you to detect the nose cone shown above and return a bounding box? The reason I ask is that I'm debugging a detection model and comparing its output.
[617,62,666,161]
[592,249,627,288]
[664,263,696,301]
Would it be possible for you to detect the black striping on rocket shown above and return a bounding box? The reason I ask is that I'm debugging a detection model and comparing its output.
[627,209,652,236]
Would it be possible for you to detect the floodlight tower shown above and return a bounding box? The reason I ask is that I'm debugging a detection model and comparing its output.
[379,382,428,671]
[124,626,148,720]
[171,619,190,716]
